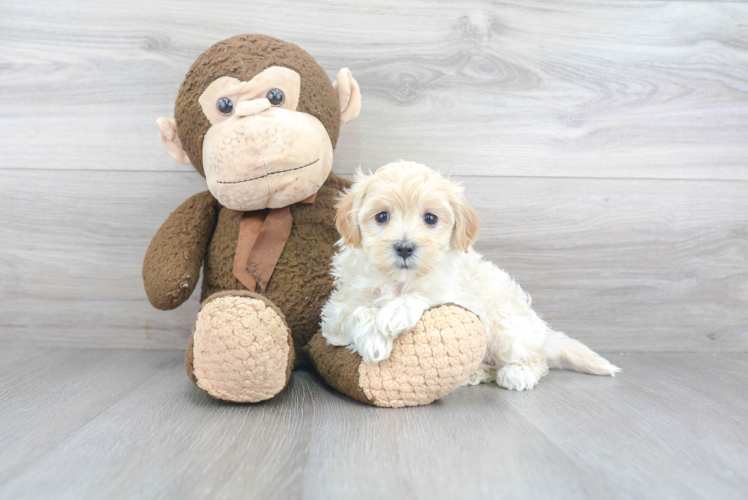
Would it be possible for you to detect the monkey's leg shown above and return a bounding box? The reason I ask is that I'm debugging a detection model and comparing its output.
[309,304,486,408]
[185,291,294,403]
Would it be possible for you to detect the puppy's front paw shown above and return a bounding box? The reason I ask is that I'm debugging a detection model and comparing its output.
[348,307,393,363]
[375,296,428,339]
[495,365,540,391]
[355,331,394,364]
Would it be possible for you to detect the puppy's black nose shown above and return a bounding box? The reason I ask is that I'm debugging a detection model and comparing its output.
[394,241,416,259]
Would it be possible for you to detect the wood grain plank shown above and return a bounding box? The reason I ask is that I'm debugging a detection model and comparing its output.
[0,347,177,485]
[0,353,316,500]
[304,353,748,499]
[1,169,745,351]
[0,346,58,368]
[505,353,748,499]
[0,169,208,349]
[2,350,744,499]
[1,1,747,179]
[303,372,617,500]
[463,175,748,352]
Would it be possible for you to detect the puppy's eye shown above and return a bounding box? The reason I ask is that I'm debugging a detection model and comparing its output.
[375,212,389,224]
[424,213,437,226]
[266,88,284,106]
[216,97,234,115]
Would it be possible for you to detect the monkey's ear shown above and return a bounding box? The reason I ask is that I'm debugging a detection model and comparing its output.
[156,118,191,165]
[332,68,362,125]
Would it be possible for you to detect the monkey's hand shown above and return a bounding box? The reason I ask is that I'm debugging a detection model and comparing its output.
[142,191,218,310]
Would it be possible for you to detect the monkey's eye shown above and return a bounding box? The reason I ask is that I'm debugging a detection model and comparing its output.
[424,213,437,226]
[216,97,234,116]
[375,212,390,224]
[266,88,284,106]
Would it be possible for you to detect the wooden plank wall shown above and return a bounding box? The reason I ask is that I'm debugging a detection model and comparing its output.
[1,0,746,351]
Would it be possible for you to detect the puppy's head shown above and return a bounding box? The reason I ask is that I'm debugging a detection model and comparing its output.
[336,161,480,282]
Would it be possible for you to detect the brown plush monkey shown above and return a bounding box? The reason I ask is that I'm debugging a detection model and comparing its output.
[144,34,486,407]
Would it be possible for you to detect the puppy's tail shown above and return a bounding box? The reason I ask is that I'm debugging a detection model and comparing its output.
[545,330,621,376]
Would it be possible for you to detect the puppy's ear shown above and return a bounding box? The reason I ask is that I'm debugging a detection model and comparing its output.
[452,193,480,252]
[335,188,362,247]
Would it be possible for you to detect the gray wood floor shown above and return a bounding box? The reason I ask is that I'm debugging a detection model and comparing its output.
[0,347,746,500]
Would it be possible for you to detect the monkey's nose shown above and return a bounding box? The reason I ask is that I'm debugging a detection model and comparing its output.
[394,241,416,259]
[235,98,272,117]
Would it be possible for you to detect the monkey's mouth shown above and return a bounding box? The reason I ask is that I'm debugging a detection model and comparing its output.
[215,159,319,185]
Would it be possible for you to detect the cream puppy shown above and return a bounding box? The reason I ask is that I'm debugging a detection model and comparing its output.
[321,161,620,391]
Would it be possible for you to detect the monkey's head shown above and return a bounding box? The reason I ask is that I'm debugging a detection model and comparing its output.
[157,34,361,211]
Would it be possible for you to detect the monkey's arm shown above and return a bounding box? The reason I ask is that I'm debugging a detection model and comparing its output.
[143,191,218,310]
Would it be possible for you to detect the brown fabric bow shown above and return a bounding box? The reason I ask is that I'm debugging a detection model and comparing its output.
[232,193,317,292]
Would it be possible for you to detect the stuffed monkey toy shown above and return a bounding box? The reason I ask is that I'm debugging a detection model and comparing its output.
[144,34,486,407]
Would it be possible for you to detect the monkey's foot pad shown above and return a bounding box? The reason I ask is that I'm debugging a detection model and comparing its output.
[309,304,487,408]
[187,291,294,403]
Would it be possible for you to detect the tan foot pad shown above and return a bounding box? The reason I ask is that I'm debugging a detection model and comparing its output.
[360,304,486,407]
[309,304,486,408]
[191,293,293,403]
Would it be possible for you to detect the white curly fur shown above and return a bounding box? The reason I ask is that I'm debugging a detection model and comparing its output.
[321,161,620,391]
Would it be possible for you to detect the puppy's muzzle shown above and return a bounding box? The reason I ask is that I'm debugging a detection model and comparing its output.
[393,240,417,267]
